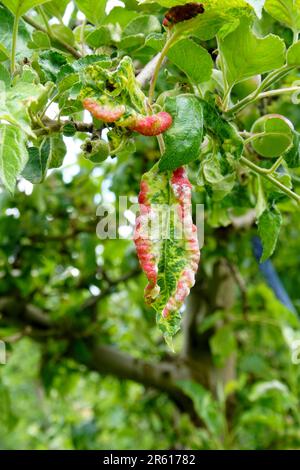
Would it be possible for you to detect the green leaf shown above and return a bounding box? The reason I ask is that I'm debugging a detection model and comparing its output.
[51,24,75,47]
[138,0,183,5]
[147,36,213,83]
[159,94,203,171]
[47,135,66,168]
[200,154,236,201]
[1,0,51,17]
[0,63,11,88]
[258,207,282,262]
[287,40,300,66]
[74,0,106,25]
[86,25,115,48]
[103,7,138,28]
[0,81,33,136]
[38,50,68,82]
[22,142,49,183]
[264,0,300,32]
[219,18,286,87]
[284,131,300,168]
[57,73,80,93]
[0,77,51,136]
[123,15,161,37]
[167,38,213,84]
[0,6,31,61]
[0,43,10,62]
[43,0,69,18]
[22,134,66,183]
[201,100,244,159]
[171,0,253,41]
[210,325,237,367]
[0,123,28,193]
[28,30,51,49]
[119,34,145,50]
[177,380,225,437]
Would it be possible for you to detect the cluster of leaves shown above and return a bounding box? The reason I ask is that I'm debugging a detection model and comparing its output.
[1,0,300,449]
[1,0,300,338]
[1,167,300,450]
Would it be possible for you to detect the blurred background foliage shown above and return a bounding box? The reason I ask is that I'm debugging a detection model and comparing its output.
[0,0,300,451]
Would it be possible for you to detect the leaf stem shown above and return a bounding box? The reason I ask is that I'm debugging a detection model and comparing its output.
[37,6,52,38]
[148,32,178,105]
[226,65,296,116]
[240,156,300,205]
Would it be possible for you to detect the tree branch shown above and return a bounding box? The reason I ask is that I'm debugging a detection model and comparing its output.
[73,341,204,425]
[0,294,207,424]
[35,118,95,137]
[136,54,163,88]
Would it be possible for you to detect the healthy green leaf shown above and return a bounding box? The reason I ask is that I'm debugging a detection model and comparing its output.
[147,35,213,83]
[219,18,286,87]
[0,6,31,60]
[75,0,107,25]
[38,50,68,82]
[201,100,244,159]
[284,131,300,168]
[159,95,203,171]
[167,38,213,84]
[258,207,282,262]
[1,0,51,17]
[85,25,115,48]
[172,0,253,40]
[123,15,161,37]
[0,64,11,88]
[47,135,66,168]
[27,30,51,49]
[0,43,10,61]
[43,0,69,18]
[200,155,236,201]
[0,124,28,193]
[22,142,49,183]
[287,40,300,65]
[264,0,300,32]
[210,325,237,367]
[51,24,75,46]
[177,380,225,437]
[103,7,138,28]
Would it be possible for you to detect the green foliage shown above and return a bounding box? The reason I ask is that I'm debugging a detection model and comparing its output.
[258,207,282,261]
[219,18,286,88]
[1,0,51,16]
[74,0,106,25]
[264,0,300,33]
[1,0,300,451]
[159,94,203,171]
[0,123,27,193]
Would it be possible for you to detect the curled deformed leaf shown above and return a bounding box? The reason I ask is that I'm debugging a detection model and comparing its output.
[134,165,200,340]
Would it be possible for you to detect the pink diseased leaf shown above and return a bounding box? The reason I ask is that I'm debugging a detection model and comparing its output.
[134,165,200,341]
